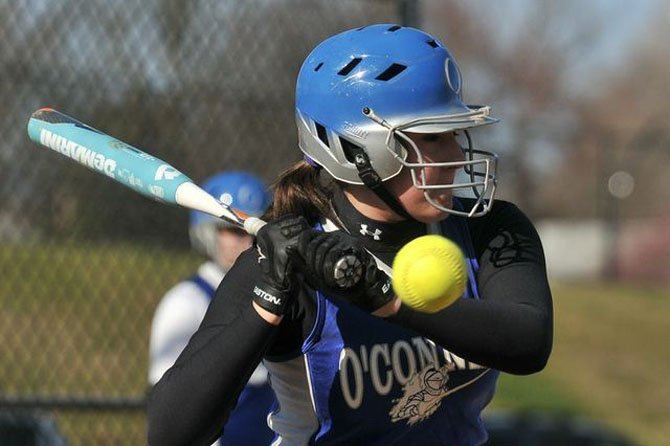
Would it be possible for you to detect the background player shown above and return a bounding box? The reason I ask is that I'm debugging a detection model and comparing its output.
[148,24,553,445]
[148,171,275,446]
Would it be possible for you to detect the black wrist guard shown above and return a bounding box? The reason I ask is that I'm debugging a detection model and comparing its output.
[253,214,310,316]
[252,279,291,315]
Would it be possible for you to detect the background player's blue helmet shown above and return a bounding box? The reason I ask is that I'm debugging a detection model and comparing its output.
[296,24,499,217]
[189,171,270,261]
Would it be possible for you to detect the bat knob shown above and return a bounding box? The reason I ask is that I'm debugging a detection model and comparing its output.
[333,253,363,288]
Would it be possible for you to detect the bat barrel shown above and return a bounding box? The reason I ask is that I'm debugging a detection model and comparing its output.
[27,108,266,234]
[26,108,361,288]
[27,108,191,205]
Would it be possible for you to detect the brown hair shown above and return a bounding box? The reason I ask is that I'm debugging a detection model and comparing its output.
[263,160,336,224]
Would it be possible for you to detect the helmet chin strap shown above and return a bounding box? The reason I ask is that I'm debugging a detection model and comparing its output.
[345,141,414,221]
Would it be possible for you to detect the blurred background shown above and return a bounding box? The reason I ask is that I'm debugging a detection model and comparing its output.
[1,0,668,444]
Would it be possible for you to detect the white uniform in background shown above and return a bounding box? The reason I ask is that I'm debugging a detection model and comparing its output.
[148,261,271,386]
[148,171,275,446]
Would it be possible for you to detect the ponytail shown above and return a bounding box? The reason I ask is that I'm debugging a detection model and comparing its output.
[264,161,335,224]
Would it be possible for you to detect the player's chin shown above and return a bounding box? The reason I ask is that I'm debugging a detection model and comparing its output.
[415,194,453,223]
[412,203,451,223]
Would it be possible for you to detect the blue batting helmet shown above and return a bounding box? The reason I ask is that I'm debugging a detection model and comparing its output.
[296,24,499,217]
[189,171,270,261]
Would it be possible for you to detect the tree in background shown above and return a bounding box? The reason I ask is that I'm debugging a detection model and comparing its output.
[1,0,395,243]
[422,0,642,219]
[544,7,670,220]
[2,0,668,242]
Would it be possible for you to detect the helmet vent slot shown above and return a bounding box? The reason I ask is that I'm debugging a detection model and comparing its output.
[339,137,361,164]
[376,63,406,81]
[387,25,402,32]
[314,62,324,72]
[315,122,329,147]
[427,39,439,48]
[338,57,362,76]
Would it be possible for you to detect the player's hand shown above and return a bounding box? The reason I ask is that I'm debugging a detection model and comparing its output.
[294,231,395,312]
[253,214,310,315]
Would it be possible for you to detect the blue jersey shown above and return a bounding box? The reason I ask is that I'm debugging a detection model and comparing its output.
[266,214,499,445]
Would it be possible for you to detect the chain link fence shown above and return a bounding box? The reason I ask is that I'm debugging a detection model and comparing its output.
[1,1,406,444]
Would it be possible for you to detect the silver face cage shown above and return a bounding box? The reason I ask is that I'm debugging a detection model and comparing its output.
[363,107,498,218]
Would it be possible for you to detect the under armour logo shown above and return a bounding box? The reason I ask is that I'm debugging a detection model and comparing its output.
[256,245,266,263]
[360,224,382,241]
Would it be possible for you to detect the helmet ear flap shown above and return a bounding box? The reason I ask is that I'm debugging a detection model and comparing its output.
[314,121,331,149]
[297,110,368,184]
[392,132,412,161]
[338,137,360,166]
[189,223,218,261]
[339,138,413,220]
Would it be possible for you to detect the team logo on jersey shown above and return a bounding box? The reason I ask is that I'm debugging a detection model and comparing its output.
[337,336,491,428]
[359,224,382,241]
[389,363,455,425]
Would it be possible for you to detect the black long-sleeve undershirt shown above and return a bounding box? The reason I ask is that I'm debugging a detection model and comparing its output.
[147,198,553,446]
[147,274,278,446]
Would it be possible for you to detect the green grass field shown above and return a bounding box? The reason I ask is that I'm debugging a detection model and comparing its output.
[0,241,201,444]
[492,282,670,446]
[1,242,667,445]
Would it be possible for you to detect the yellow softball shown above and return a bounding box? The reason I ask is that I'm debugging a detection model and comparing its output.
[392,235,467,313]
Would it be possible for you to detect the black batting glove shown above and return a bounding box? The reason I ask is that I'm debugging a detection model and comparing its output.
[295,230,395,313]
[253,214,310,315]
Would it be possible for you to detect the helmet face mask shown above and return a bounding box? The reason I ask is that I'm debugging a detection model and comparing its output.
[296,23,500,218]
[365,108,498,217]
[392,127,498,218]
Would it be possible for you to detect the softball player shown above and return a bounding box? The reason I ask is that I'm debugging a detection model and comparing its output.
[148,24,553,446]
[148,171,276,446]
